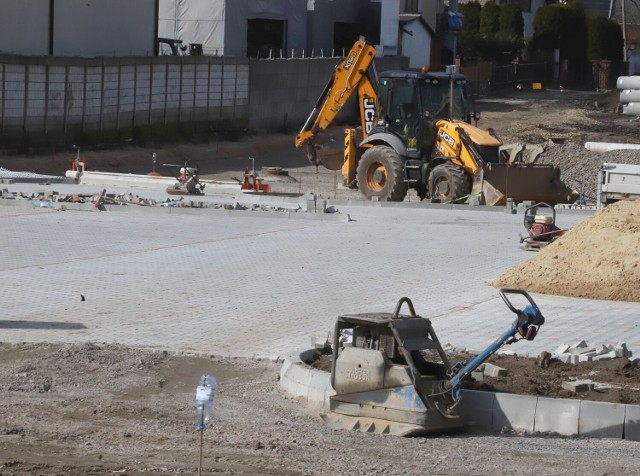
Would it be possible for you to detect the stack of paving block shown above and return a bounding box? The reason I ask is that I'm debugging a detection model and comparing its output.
[552,340,632,364]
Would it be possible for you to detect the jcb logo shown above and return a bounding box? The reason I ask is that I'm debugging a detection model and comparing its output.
[439,130,455,147]
[363,98,375,134]
[344,54,356,70]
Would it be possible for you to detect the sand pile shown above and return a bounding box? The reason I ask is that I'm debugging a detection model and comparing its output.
[491,200,640,302]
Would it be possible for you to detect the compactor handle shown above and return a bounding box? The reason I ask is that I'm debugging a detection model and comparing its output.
[392,297,418,319]
[499,288,544,340]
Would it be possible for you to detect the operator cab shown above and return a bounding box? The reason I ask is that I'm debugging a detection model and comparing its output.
[376,71,475,157]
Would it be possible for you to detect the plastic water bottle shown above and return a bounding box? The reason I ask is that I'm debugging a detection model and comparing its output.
[195,374,216,429]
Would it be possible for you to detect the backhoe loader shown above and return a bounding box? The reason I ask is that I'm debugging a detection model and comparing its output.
[295,37,576,205]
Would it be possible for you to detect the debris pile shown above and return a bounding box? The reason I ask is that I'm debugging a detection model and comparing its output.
[551,340,632,365]
[491,200,640,302]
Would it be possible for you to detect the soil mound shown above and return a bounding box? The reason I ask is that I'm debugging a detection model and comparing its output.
[491,200,640,301]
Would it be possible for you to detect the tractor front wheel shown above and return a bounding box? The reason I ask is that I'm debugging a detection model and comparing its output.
[429,162,470,203]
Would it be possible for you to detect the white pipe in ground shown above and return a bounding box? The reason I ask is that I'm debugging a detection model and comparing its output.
[584,141,640,152]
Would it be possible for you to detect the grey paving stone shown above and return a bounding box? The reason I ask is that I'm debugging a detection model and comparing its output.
[0,194,638,366]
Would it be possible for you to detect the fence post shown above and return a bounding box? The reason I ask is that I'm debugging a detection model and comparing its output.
[82,64,87,133]
[23,64,29,138]
[44,64,50,137]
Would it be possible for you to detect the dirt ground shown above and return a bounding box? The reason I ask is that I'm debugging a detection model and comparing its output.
[2,343,640,476]
[2,89,640,474]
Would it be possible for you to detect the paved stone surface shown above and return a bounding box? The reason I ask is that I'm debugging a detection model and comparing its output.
[1,182,639,362]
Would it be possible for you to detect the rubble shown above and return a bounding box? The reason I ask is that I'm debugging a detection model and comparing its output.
[562,380,595,393]
[552,341,632,364]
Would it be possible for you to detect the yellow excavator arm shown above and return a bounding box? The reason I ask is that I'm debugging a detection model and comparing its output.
[295,38,378,168]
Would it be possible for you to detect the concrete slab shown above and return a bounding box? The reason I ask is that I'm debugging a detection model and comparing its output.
[534,397,581,436]
[492,393,537,432]
[579,401,625,439]
[625,404,640,441]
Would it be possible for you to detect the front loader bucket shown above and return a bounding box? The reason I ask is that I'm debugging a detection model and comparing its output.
[472,164,577,206]
[471,167,505,206]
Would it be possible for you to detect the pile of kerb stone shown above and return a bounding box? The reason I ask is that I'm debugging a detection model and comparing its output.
[552,340,633,364]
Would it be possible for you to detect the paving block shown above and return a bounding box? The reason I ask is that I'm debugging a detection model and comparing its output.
[592,351,617,362]
[471,371,484,383]
[553,344,570,356]
[569,340,589,353]
[492,393,537,432]
[594,344,612,356]
[562,380,594,393]
[614,342,631,358]
[557,354,579,364]
[483,363,508,377]
[579,400,625,438]
[534,397,580,436]
[460,389,495,429]
[625,403,640,441]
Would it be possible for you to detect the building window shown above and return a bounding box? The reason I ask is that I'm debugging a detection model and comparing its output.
[403,0,420,13]
[247,19,286,58]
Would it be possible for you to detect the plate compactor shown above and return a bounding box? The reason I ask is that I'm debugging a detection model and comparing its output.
[163,161,205,195]
[519,202,566,251]
[323,289,544,436]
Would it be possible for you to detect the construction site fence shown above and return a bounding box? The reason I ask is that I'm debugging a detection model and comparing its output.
[0,54,405,149]
[461,60,629,95]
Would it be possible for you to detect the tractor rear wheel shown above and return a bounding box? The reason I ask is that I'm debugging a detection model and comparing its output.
[356,146,408,202]
[429,162,470,203]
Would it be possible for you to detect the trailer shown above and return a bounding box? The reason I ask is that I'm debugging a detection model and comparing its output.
[597,163,640,209]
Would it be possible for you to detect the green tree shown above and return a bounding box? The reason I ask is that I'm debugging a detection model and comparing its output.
[587,16,624,61]
[499,1,524,39]
[460,1,482,35]
[531,4,564,50]
[563,3,587,62]
[479,1,500,36]
[531,2,587,62]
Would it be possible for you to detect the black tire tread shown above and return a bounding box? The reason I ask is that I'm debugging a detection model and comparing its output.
[356,146,408,202]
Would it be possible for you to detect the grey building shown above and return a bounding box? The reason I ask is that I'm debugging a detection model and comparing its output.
[0,0,157,57]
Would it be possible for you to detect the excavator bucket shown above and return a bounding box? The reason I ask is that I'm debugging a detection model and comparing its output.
[473,163,578,206]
